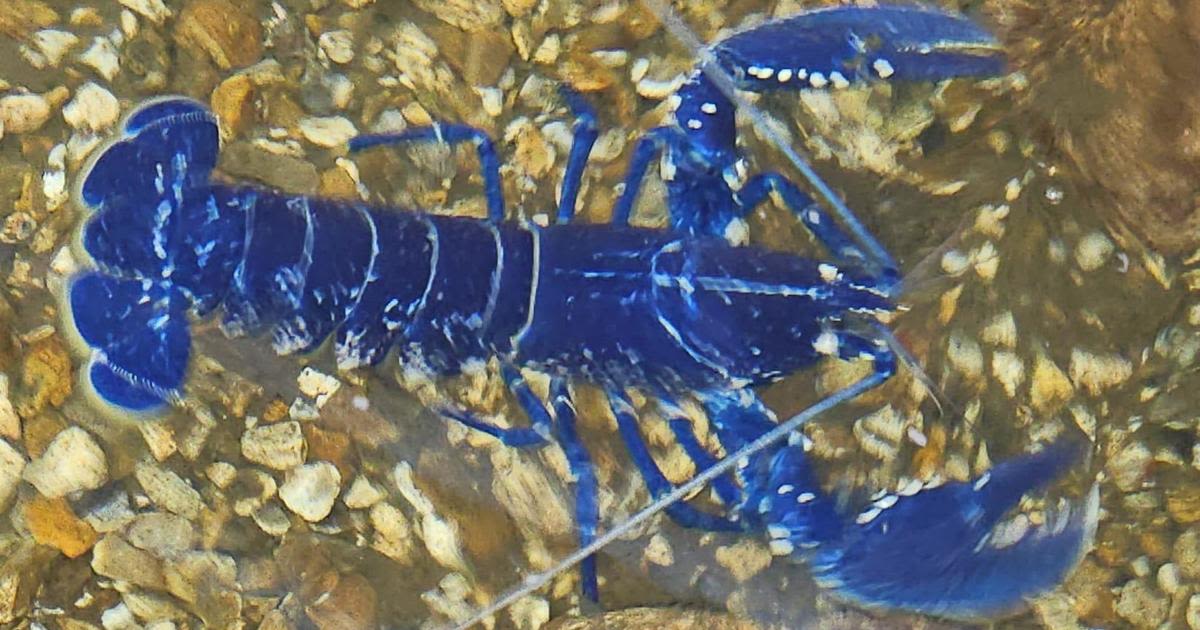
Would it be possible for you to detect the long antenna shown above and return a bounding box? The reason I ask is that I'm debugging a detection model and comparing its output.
[638,0,899,276]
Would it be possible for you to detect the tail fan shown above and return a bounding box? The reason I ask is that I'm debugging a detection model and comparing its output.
[68,97,236,412]
[67,272,191,411]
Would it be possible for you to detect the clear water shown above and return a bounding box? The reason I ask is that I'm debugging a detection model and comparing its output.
[1,0,1197,629]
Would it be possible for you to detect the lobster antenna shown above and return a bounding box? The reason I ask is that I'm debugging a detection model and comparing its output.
[445,371,888,630]
[638,0,899,277]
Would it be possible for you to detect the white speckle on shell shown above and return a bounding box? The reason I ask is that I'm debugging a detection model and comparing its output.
[812,331,839,356]
[872,58,894,78]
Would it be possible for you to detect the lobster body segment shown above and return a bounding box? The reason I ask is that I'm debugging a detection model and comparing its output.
[63,5,1099,624]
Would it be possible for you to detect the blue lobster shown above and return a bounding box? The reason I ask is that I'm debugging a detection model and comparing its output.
[63,5,1096,622]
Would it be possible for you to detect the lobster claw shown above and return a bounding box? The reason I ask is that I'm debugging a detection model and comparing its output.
[713,6,1006,90]
[760,440,1097,619]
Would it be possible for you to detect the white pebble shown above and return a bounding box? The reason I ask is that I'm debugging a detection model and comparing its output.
[319,30,355,64]
[78,37,121,81]
[280,461,342,522]
[342,475,385,509]
[476,86,503,118]
[24,30,80,68]
[1075,231,1114,272]
[298,116,357,148]
[296,366,341,407]
[63,82,120,132]
[118,0,172,24]
[23,427,108,498]
[0,92,53,134]
[241,421,306,470]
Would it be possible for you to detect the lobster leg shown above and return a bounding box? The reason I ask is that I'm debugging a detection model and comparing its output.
[736,172,897,280]
[435,364,553,447]
[555,87,600,225]
[610,126,677,226]
[350,124,507,222]
[549,378,601,601]
[606,387,742,532]
[654,392,741,507]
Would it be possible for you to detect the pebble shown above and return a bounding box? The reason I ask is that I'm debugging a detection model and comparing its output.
[342,475,384,509]
[946,332,984,381]
[369,502,415,563]
[298,116,357,148]
[0,92,53,134]
[297,366,341,406]
[991,350,1026,398]
[318,30,355,64]
[279,461,341,522]
[1108,441,1151,492]
[1069,348,1133,395]
[508,595,549,630]
[0,374,19,439]
[1189,594,1200,630]
[0,438,24,508]
[411,0,503,31]
[211,73,256,138]
[101,602,139,630]
[92,534,168,590]
[126,512,196,556]
[1114,579,1169,628]
[174,0,263,70]
[134,462,205,520]
[23,29,79,68]
[643,533,674,567]
[1075,231,1115,271]
[205,461,236,489]
[241,420,306,470]
[79,37,121,81]
[713,540,772,582]
[62,82,120,132]
[1168,485,1200,524]
[119,0,172,24]
[24,495,98,558]
[305,572,378,630]
[251,502,291,536]
[80,486,136,533]
[1030,352,1075,413]
[23,426,108,498]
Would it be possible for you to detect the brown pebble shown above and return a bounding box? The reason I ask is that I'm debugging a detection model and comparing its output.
[1167,486,1200,524]
[302,424,353,478]
[92,534,168,590]
[305,572,378,630]
[18,336,73,417]
[0,0,58,38]
[23,495,98,558]
[211,73,257,138]
[261,397,290,423]
[318,167,358,199]
[175,0,264,70]
[428,25,513,87]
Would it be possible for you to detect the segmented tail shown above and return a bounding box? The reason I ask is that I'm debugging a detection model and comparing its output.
[67,98,235,411]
